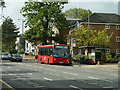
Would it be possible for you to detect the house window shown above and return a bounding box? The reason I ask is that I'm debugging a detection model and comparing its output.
[116,49,120,54]
[78,49,82,55]
[116,37,120,42]
[116,25,120,30]
[107,49,110,54]
[105,24,110,29]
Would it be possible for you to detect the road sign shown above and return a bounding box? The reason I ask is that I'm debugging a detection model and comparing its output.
[21,49,24,51]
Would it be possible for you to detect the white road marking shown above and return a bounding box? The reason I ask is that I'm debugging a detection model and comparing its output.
[17,73,27,75]
[103,79,113,83]
[110,74,118,77]
[28,73,33,75]
[16,76,21,77]
[48,73,55,75]
[66,67,73,69]
[8,73,16,76]
[28,82,33,84]
[44,77,53,81]
[103,86,113,88]
[34,66,42,68]
[66,78,75,80]
[88,83,98,85]
[16,69,20,71]
[17,78,26,80]
[34,70,38,71]
[63,72,69,74]
[69,85,79,89]
[37,86,46,88]
[88,76,100,80]
[70,73,79,76]
[63,72,79,76]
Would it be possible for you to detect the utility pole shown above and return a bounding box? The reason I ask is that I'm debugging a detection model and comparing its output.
[88,9,90,59]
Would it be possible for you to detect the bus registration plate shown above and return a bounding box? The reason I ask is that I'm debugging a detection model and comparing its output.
[59,62,63,64]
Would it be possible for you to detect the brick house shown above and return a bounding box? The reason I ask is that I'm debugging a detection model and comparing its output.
[80,13,120,55]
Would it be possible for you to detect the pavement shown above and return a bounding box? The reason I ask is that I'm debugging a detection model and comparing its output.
[22,58,119,72]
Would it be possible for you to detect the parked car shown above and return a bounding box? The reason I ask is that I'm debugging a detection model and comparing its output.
[10,54,22,62]
[1,52,10,60]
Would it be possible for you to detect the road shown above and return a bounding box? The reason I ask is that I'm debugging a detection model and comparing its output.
[0,60,119,90]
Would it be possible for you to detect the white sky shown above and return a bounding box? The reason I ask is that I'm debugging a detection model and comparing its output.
[1,0,119,34]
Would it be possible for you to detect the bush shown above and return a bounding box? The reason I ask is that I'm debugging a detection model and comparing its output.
[18,51,24,54]
[35,55,38,59]
[75,55,81,60]
[29,52,33,56]
[10,49,18,54]
[102,58,118,63]
[74,55,87,60]
[110,52,116,58]
[106,54,112,59]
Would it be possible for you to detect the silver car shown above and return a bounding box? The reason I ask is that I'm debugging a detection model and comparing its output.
[1,52,10,60]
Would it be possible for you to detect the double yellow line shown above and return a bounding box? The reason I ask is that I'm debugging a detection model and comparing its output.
[0,79,15,90]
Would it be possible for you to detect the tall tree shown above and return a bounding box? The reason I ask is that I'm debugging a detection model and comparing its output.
[65,8,92,19]
[73,25,113,48]
[21,1,69,45]
[2,17,19,52]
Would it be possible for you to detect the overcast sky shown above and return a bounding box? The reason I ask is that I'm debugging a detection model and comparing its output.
[1,0,119,34]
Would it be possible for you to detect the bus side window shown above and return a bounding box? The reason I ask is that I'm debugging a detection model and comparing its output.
[39,48,41,55]
[50,47,53,56]
[41,48,44,56]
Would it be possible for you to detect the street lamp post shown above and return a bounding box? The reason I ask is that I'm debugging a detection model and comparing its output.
[18,19,24,58]
[18,19,24,34]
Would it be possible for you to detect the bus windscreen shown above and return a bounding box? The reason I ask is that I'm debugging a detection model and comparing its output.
[54,45,70,58]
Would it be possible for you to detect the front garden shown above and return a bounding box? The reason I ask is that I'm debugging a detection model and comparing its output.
[73,52,120,65]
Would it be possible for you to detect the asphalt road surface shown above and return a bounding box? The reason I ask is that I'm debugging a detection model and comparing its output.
[0,60,119,90]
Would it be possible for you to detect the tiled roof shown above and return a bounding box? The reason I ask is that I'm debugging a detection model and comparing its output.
[66,18,81,25]
[83,13,120,24]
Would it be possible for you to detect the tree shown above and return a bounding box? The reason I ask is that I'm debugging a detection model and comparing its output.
[20,1,69,45]
[0,0,6,20]
[65,8,92,19]
[73,25,113,48]
[0,0,5,7]
[2,17,19,52]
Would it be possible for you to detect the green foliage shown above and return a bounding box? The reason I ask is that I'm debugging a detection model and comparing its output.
[18,51,24,54]
[74,54,88,60]
[65,8,92,19]
[2,17,19,52]
[21,2,69,45]
[54,33,66,44]
[29,52,33,56]
[35,55,38,59]
[102,53,119,63]
[10,49,18,54]
[110,52,116,58]
[73,25,113,48]
[106,54,112,59]
[0,0,6,8]
[102,58,119,63]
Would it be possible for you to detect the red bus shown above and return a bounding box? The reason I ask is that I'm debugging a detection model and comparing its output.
[38,44,71,64]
